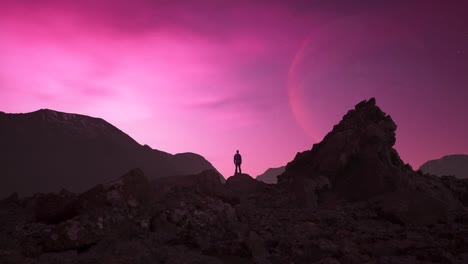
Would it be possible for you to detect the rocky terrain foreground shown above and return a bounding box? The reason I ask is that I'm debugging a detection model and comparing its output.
[1,99,468,264]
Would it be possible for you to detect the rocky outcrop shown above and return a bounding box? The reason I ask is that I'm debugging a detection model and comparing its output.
[440,175,468,206]
[420,154,468,179]
[277,99,461,227]
[33,191,78,224]
[16,169,153,257]
[1,99,468,264]
[226,173,266,194]
[278,98,408,201]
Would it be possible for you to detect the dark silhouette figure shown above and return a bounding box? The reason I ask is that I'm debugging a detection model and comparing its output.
[234,150,242,174]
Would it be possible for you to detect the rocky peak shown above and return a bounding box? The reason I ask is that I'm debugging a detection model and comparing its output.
[274,99,461,226]
[329,97,397,146]
[278,98,408,202]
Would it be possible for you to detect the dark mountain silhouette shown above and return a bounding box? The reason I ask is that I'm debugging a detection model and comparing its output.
[255,166,285,184]
[1,99,467,263]
[0,109,219,197]
[419,154,468,179]
[278,98,410,202]
[277,98,460,214]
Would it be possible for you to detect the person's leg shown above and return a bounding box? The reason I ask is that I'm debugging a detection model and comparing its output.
[239,164,242,174]
[235,164,238,174]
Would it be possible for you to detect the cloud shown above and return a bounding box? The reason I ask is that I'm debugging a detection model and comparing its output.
[0,0,303,128]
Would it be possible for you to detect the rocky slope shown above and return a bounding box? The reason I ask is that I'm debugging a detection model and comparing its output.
[0,109,218,197]
[1,99,467,264]
[420,154,468,179]
[256,167,285,184]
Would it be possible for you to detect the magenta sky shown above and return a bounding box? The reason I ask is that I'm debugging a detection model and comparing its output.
[1,0,467,178]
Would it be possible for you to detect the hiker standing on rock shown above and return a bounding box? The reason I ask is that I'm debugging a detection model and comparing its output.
[234,150,242,174]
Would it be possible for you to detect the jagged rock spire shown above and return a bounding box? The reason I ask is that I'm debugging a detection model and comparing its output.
[278,98,409,202]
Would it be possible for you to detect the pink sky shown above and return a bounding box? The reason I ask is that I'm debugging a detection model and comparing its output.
[1,0,467,177]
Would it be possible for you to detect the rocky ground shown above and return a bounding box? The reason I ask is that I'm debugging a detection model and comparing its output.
[1,99,467,264]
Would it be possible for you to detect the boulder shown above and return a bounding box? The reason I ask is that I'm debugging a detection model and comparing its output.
[226,173,266,194]
[0,192,19,205]
[152,169,228,200]
[40,217,103,253]
[77,168,151,210]
[33,192,78,224]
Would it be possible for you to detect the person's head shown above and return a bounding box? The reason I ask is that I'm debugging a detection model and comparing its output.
[236,150,239,154]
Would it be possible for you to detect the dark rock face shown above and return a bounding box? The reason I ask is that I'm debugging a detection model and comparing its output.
[256,167,285,184]
[420,154,468,179]
[0,109,219,197]
[277,99,461,227]
[1,99,468,264]
[279,98,408,202]
[152,169,227,199]
[226,173,266,194]
[440,176,468,206]
[33,192,78,224]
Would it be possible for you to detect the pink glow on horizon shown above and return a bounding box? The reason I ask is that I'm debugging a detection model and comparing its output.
[0,1,313,178]
[1,1,467,178]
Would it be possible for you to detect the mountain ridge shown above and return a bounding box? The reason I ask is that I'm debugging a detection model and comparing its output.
[0,108,220,197]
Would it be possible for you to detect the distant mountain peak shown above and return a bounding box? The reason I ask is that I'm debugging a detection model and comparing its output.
[10,109,129,141]
[256,166,285,184]
[420,154,468,179]
[441,154,468,160]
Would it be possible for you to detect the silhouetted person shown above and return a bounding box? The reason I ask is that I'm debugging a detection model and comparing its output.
[234,150,242,174]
